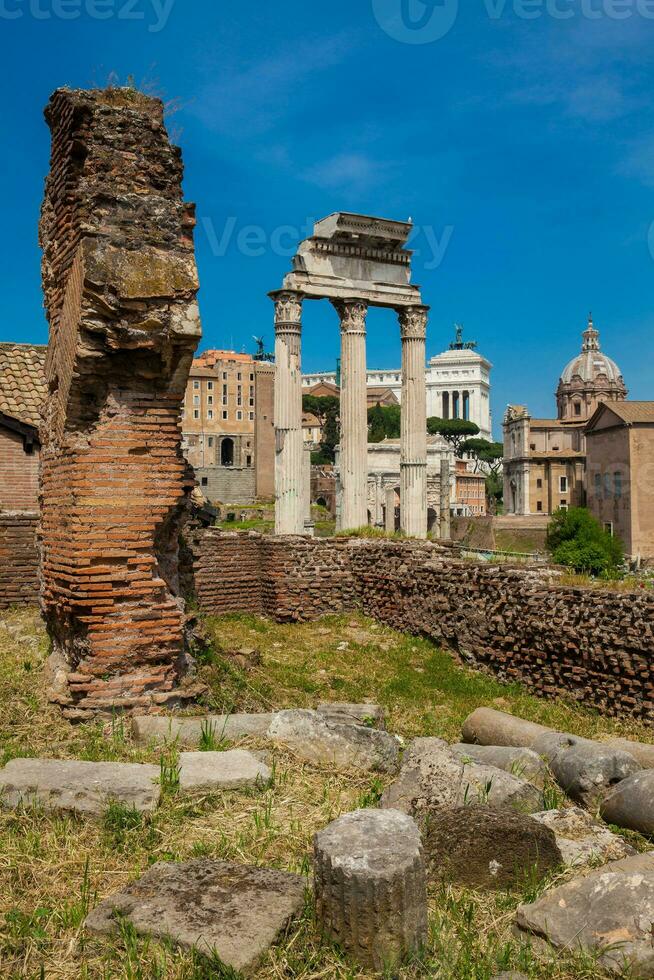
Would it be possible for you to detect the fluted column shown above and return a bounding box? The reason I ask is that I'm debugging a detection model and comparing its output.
[271,290,304,535]
[334,299,369,530]
[399,305,429,538]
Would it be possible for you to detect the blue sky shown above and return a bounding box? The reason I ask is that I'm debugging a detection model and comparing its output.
[1,0,654,431]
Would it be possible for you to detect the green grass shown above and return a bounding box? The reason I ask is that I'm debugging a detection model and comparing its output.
[0,606,651,979]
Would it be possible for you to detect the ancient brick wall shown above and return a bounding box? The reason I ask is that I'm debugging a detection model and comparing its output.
[0,513,39,608]
[0,428,40,510]
[187,531,653,721]
[38,88,202,719]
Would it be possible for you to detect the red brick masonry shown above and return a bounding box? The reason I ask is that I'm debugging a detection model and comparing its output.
[186,530,653,722]
[38,88,202,719]
[0,512,39,609]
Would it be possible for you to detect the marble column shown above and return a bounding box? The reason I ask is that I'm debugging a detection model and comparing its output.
[271,290,304,535]
[385,486,396,533]
[334,299,369,530]
[304,444,315,536]
[399,306,429,538]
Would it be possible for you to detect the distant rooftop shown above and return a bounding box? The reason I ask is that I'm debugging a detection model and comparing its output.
[0,343,47,428]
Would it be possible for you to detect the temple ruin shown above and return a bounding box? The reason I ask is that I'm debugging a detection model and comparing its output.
[271,213,430,538]
[38,87,202,718]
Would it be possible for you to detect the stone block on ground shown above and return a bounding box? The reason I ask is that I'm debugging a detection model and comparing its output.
[317,702,386,729]
[458,763,544,812]
[531,808,637,866]
[268,710,399,772]
[600,770,654,836]
[422,805,562,890]
[380,738,464,815]
[85,859,306,973]
[532,732,641,807]
[451,743,548,787]
[132,713,276,747]
[606,738,654,770]
[314,808,427,971]
[0,759,160,815]
[462,708,551,748]
[179,750,271,793]
[514,853,654,976]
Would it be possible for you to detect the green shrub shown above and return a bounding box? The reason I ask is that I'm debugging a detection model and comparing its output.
[546,507,623,575]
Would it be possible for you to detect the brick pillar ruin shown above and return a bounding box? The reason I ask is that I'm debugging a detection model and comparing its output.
[39,88,203,719]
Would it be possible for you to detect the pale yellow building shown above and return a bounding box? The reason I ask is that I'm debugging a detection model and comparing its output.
[504,317,627,516]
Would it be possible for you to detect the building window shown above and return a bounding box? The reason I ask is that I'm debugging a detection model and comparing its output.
[559,476,568,493]
[193,380,200,390]
[249,412,254,421]
[530,443,536,451]
[207,381,213,391]
[250,373,254,381]
[222,385,228,406]
[222,372,228,381]
[560,501,568,510]
[604,522,614,536]
[207,410,213,420]
[237,386,242,406]
[237,410,243,420]
[614,472,622,499]
[237,372,242,381]
[193,395,200,406]
[246,455,252,467]
[604,473,612,499]
[193,409,200,420]
[574,402,581,416]
[207,395,213,406]
[536,478,542,489]
[208,437,214,448]
[222,410,228,420]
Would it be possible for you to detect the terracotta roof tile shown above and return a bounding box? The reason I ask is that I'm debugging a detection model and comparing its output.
[601,401,654,424]
[0,343,47,428]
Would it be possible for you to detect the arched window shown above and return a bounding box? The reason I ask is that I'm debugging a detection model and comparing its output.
[221,437,234,467]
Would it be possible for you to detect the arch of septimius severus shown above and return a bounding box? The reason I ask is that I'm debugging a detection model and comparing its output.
[270,212,430,539]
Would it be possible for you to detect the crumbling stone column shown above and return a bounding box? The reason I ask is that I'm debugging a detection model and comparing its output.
[38,87,202,719]
[271,290,304,535]
[385,486,396,533]
[334,299,368,531]
[314,808,427,971]
[399,306,429,538]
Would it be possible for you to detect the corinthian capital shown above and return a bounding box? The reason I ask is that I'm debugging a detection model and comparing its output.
[333,298,368,335]
[270,290,303,329]
[398,305,429,340]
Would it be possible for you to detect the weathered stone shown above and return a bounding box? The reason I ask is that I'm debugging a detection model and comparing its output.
[532,732,641,807]
[268,710,399,773]
[317,702,386,729]
[607,738,654,770]
[422,805,562,890]
[0,758,159,815]
[380,738,463,815]
[85,860,305,972]
[132,713,276,747]
[458,763,544,813]
[531,808,637,866]
[600,770,654,836]
[314,808,427,971]
[515,853,654,975]
[39,87,202,718]
[451,743,548,787]
[178,751,271,793]
[461,708,551,748]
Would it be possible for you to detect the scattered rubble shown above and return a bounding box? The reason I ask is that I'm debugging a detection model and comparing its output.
[531,808,637,865]
[178,750,271,793]
[532,731,641,808]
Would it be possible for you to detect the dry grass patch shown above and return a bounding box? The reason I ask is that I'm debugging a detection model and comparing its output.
[0,606,651,978]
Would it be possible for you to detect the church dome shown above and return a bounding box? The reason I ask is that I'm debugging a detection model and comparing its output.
[560,318,623,385]
[556,315,627,422]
